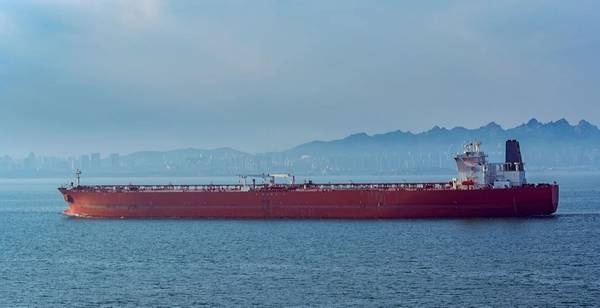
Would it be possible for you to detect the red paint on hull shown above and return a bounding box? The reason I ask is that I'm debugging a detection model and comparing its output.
[59,185,558,219]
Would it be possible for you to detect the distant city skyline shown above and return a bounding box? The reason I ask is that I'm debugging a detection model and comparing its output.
[1,1,599,156]
[2,115,599,179]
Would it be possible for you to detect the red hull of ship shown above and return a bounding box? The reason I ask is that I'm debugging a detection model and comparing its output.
[59,185,558,219]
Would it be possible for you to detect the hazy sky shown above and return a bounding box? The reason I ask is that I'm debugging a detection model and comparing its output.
[1,0,599,157]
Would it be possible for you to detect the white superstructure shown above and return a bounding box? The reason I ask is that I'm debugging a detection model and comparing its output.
[454,140,526,188]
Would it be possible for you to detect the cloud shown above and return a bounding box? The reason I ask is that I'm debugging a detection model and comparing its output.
[0,11,16,37]
[33,0,162,21]
[0,1,599,156]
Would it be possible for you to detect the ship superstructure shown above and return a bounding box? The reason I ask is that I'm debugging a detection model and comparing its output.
[454,140,526,189]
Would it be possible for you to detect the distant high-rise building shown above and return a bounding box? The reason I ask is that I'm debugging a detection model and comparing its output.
[80,154,90,170]
[110,153,120,169]
[91,153,101,170]
[68,156,77,170]
[24,152,37,170]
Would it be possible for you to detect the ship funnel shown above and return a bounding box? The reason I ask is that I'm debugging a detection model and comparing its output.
[505,140,522,164]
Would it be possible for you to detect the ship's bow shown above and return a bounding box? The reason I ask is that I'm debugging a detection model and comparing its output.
[58,188,78,217]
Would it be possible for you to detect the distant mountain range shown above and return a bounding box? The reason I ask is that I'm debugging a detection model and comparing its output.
[277,118,600,174]
[2,118,599,177]
[112,118,600,176]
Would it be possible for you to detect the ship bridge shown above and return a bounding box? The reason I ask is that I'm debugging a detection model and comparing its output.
[454,139,526,188]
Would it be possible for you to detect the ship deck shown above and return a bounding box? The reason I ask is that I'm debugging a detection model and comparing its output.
[61,182,556,193]
[63,182,454,193]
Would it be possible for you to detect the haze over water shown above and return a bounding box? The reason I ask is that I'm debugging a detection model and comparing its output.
[2,1,600,306]
[1,172,598,306]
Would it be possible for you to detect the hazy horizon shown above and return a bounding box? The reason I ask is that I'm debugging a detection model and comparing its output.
[1,117,595,158]
[2,1,600,157]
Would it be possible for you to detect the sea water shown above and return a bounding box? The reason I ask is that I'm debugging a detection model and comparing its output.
[0,172,599,306]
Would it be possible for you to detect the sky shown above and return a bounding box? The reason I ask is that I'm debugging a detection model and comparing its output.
[1,0,599,157]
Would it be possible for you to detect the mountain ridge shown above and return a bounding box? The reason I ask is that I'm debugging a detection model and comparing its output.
[2,118,599,177]
[285,118,600,158]
[115,118,600,157]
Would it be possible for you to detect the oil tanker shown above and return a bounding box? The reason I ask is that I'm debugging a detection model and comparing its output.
[59,140,558,218]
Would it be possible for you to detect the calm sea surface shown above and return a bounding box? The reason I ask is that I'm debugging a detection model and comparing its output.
[0,172,599,307]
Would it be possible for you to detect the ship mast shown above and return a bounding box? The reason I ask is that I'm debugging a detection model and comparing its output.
[75,169,81,187]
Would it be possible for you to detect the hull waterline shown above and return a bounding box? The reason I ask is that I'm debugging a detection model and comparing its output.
[59,184,558,219]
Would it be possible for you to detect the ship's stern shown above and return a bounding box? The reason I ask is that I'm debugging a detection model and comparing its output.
[551,184,559,214]
[523,184,559,216]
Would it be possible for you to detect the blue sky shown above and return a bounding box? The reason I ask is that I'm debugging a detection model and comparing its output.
[1,0,599,156]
